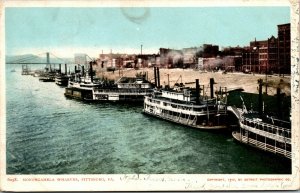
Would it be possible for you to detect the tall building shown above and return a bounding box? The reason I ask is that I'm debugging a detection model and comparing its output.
[277,23,290,74]
[241,23,290,74]
[256,36,278,74]
[243,36,278,74]
[267,36,278,73]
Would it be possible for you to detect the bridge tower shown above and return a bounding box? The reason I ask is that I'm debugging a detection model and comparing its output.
[46,52,50,64]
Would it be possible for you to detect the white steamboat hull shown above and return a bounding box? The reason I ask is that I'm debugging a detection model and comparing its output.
[143,97,228,130]
[143,109,227,130]
[232,131,291,159]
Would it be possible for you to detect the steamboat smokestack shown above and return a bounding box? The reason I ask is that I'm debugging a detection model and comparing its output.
[277,87,282,119]
[90,61,93,83]
[210,78,214,99]
[154,67,157,87]
[195,79,200,105]
[82,66,85,77]
[157,67,160,88]
[258,79,263,117]
[59,64,61,73]
[65,64,67,75]
[75,65,77,73]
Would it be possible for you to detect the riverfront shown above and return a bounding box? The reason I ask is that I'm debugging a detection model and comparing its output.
[6,64,291,174]
[96,67,291,95]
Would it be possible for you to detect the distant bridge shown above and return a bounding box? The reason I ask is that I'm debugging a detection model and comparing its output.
[7,62,64,64]
[6,52,68,65]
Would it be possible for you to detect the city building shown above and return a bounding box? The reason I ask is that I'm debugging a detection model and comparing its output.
[243,36,278,74]
[221,46,244,72]
[277,23,291,74]
[267,36,278,73]
[240,23,290,74]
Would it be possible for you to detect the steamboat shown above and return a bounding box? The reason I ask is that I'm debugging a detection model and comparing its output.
[55,75,69,86]
[55,64,70,86]
[64,62,154,102]
[38,64,57,82]
[231,79,291,159]
[143,68,228,130]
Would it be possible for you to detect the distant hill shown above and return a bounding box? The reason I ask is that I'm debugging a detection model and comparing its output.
[6,54,74,64]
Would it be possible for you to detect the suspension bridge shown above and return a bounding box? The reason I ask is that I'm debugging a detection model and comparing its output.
[6,52,69,65]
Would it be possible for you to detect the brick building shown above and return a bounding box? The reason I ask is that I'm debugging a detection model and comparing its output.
[277,23,290,74]
[221,46,244,71]
[267,36,278,73]
[242,36,278,74]
[242,23,290,74]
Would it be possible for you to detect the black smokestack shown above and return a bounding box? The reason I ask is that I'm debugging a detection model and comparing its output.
[82,66,85,77]
[157,67,160,88]
[154,67,157,87]
[59,64,61,73]
[210,78,214,99]
[75,65,77,73]
[196,79,200,105]
[258,79,263,117]
[65,64,67,75]
[277,87,282,119]
[90,61,93,82]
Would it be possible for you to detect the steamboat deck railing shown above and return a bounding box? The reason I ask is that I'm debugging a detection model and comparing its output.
[234,132,291,159]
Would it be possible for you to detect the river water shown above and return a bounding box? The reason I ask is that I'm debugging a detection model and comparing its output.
[5,64,291,174]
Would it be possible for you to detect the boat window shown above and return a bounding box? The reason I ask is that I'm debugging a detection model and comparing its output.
[266,126,269,132]
[268,127,272,133]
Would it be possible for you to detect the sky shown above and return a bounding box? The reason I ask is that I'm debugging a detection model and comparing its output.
[5,7,290,58]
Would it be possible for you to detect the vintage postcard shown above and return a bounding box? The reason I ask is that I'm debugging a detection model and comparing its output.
[0,0,299,191]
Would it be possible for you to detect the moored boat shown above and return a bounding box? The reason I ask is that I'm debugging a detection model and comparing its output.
[232,112,291,159]
[55,75,69,86]
[39,75,55,82]
[143,75,229,130]
[55,64,70,86]
[231,79,291,159]
[64,61,154,102]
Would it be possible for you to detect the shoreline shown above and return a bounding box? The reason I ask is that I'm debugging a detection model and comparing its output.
[96,67,291,95]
